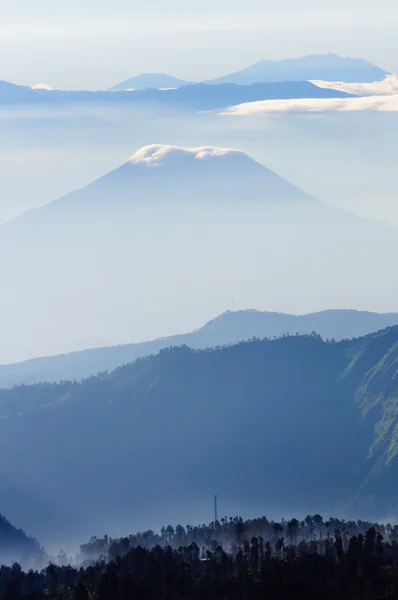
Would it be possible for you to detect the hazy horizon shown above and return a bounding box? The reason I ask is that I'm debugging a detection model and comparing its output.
[1,0,398,89]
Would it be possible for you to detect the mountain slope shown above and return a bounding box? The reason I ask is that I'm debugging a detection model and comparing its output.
[2,309,398,388]
[109,73,189,91]
[207,54,389,85]
[1,329,398,542]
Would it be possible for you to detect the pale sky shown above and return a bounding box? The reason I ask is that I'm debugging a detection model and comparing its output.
[0,0,397,89]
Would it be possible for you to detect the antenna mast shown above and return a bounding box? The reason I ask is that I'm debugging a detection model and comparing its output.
[214,494,218,524]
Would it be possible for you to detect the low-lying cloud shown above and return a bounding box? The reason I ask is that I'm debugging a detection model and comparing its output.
[222,93,398,116]
[310,75,398,97]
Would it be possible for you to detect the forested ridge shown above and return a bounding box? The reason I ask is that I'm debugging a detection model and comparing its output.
[1,328,398,539]
[2,308,398,388]
[5,514,398,598]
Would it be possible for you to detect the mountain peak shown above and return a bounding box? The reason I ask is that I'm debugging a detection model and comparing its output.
[119,144,315,199]
[208,54,389,85]
[14,143,316,219]
[109,73,189,91]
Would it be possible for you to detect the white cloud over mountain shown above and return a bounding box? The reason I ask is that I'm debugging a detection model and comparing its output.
[222,74,398,116]
[223,93,398,116]
[310,74,398,96]
[126,144,249,166]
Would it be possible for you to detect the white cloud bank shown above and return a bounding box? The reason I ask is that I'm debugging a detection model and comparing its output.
[127,144,248,166]
[222,74,398,117]
[223,93,398,116]
[310,75,398,96]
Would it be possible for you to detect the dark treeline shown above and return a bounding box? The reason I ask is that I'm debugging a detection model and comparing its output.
[79,514,395,562]
[5,515,398,598]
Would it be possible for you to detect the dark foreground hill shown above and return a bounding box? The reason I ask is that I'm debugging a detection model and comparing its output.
[0,513,43,566]
[1,309,398,388]
[2,327,398,542]
[5,515,398,599]
[6,521,398,600]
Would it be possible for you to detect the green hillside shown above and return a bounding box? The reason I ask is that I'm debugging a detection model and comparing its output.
[1,327,398,541]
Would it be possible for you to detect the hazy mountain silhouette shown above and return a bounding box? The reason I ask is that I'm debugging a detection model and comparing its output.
[2,328,398,542]
[0,79,351,111]
[109,73,189,91]
[0,143,321,362]
[1,143,398,364]
[27,145,315,216]
[1,309,398,388]
[207,54,389,85]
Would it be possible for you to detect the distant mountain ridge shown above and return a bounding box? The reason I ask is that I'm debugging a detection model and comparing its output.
[207,53,389,85]
[108,55,389,92]
[1,309,398,388]
[109,73,190,91]
[0,79,351,111]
